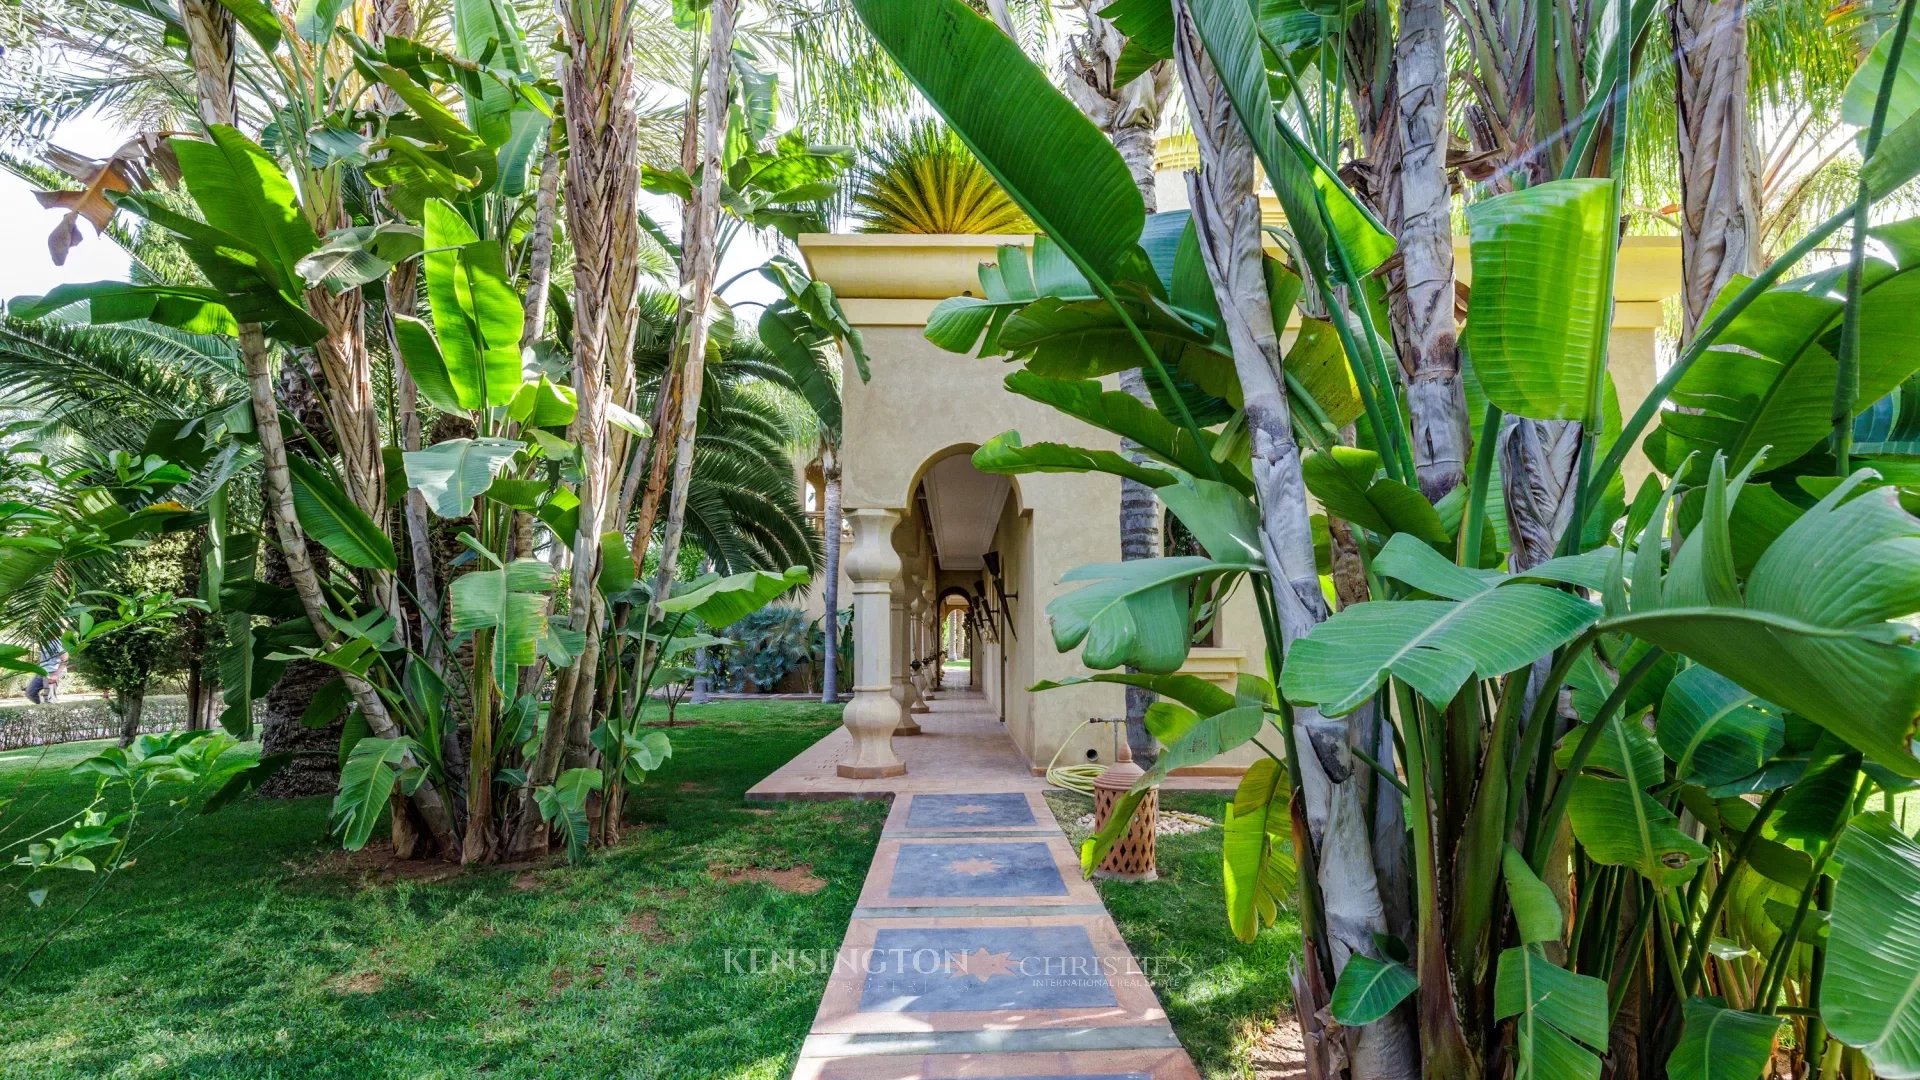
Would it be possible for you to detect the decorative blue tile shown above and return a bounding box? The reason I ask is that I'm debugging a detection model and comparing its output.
[904,792,1035,829]
[888,842,1067,899]
[858,926,1118,1013]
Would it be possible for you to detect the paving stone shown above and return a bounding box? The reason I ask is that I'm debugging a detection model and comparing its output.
[887,842,1067,899]
[785,691,1199,1075]
[905,793,1037,830]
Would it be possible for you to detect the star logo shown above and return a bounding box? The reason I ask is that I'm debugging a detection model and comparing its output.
[951,803,994,815]
[944,857,1002,876]
[945,947,1018,982]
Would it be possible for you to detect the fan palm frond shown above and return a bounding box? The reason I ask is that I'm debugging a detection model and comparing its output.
[850,119,1035,235]
[0,315,242,449]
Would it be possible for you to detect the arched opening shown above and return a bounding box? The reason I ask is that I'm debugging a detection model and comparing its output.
[891,447,1025,727]
[936,587,975,690]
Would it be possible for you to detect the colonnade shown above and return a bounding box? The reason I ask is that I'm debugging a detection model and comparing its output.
[835,508,951,778]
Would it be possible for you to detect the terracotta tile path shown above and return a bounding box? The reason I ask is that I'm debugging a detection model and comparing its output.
[787,693,1202,1080]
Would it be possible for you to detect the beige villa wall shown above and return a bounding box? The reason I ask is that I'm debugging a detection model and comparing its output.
[840,322,1128,770]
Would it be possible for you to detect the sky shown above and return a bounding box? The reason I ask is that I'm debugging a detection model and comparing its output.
[0,113,136,301]
[0,112,783,312]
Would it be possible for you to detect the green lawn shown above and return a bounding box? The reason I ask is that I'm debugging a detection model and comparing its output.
[1047,790,1300,1080]
[0,700,883,1080]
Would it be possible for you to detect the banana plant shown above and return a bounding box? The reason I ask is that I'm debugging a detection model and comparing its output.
[849,0,1920,1075]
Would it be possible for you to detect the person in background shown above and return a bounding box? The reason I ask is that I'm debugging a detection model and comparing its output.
[24,640,64,704]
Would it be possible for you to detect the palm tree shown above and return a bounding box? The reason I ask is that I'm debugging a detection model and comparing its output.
[647,0,739,624]
[1672,0,1760,339]
[628,291,821,576]
[754,294,849,702]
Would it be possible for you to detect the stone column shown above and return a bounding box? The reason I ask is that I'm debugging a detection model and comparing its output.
[890,568,923,735]
[907,591,932,713]
[838,509,905,777]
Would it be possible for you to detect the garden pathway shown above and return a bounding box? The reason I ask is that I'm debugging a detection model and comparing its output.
[790,692,1201,1080]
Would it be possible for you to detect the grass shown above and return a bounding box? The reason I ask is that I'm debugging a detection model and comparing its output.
[0,700,881,1080]
[1047,789,1300,1080]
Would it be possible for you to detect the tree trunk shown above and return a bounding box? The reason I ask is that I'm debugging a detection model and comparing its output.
[521,143,563,349]
[517,0,647,855]
[646,0,736,621]
[115,686,146,747]
[238,325,461,853]
[1392,0,1469,504]
[1061,0,1173,766]
[1171,5,1417,1074]
[819,444,844,703]
[1672,0,1759,338]
[179,0,236,129]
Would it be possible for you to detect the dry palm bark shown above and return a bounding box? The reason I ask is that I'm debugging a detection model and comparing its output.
[1672,0,1759,338]
[1393,0,1469,504]
[646,0,736,621]
[179,0,236,128]
[1170,3,1415,1074]
[516,0,646,852]
[1060,1,1173,763]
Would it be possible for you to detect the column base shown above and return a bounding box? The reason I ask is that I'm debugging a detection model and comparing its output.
[895,716,923,735]
[836,761,907,779]
[909,702,930,714]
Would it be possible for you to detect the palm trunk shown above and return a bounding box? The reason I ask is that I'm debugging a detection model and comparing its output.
[522,143,563,348]
[517,0,646,855]
[646,0,736,621]
[240,326,461,851]
[819,443,844,703]
[1672,0,1758,339]
[179,0,236,129]
[1062,1,1173,765]
[1393,0,1469,504]
[371,0,440,672]
[1171,5,1416,1075]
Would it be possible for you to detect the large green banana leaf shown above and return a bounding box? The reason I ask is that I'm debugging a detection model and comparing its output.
[423,199,524,409]
[9,282,241,339]
[404,437,524,518]
[1302,446,1451,547]
[1222,758,1294,943]
[1000,373,1247,493]
[1049,556,1259,673]
[659,565,810,626]
[286,457,396,571]
[1823,811,1920,1076]
[1282,534,1602,715]
[972,432,1178,489]
[1134,701,1266,787]
[1329,954,1418,1027]
[850,0,1145,281]
[330,736,424,851]
[1495,944,1608,1080]
[449,557,555,692]
[177,126,321,280]
[1558,714,1711,886]
[1657,665,1784,789]
[1656,218,1920,475]
[1464,178,1616,423]
[1666,998,1782,1080]
[1602,467,1920,777]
